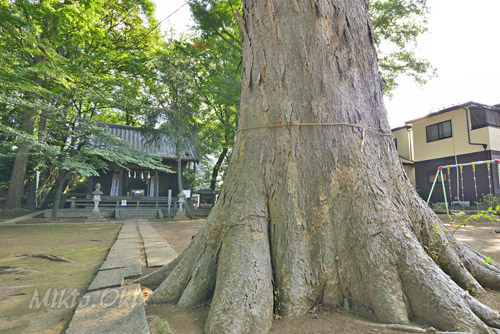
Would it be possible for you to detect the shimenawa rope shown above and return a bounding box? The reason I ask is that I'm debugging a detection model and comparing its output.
[235,122,393,137]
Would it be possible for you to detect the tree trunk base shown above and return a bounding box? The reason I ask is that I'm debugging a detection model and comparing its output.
[140,169,500,334]
[140,0,500,333]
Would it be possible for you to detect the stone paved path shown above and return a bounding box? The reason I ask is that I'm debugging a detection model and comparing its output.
[66,221,148,334]
[65,284,148,334]
[66,219,181,334]
[138,220,178,267]
[88,221,142,291]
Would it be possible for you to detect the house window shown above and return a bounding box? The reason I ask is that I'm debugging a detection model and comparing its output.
[394,138,398,150]
[426,120,452,142]
[427,171,447,184]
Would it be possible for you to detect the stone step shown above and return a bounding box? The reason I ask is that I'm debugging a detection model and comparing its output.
[65,284,149,334]
[143,246,178,267]
[116,209,159,219]
[138,222,178,267]
[100,258,142,277]
[87,268,126,292]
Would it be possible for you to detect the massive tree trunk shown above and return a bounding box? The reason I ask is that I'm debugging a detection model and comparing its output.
[140,1,500,333]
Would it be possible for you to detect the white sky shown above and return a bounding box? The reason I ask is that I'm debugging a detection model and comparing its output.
[153,0,500,128]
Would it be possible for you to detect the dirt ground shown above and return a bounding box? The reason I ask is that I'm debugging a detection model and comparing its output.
[2,215,500,334]
[444,215,500,314]
[146,216,500,334]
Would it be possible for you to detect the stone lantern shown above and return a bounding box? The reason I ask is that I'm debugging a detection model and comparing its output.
[92,183,103,213]
[87,183,106,222]
[174,192,188,220]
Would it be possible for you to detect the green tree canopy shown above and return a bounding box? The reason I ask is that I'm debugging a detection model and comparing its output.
[0,0,168,215]
[186,0,435,94]
[370,0,435,93]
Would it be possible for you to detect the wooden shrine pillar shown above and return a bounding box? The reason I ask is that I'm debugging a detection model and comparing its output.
[118,169,124,196]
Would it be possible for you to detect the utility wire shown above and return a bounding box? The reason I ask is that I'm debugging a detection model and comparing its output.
[101,1,190,73]
[150,1,190,34]
[70,1,190,112]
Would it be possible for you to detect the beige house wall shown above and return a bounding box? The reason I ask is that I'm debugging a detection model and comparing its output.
[392,127,416,187]
[403,164,416,187]
[392,127,413,161]
[411,108,492,162]
[488,127,500,150]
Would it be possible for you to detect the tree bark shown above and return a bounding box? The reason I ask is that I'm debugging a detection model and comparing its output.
[210,147,228,191]
[50,171,68,221]
[4,112,36,210]
[5,64,44,210]
[141,1,500,333]
[177,156,184,194]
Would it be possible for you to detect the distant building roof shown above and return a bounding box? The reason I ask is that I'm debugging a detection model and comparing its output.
[391,125,411,132]
[404,101,500,124]
[102,123,197,161]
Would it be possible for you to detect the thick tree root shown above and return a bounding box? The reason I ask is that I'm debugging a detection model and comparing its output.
[370,323,466,333]
[140,208,221,293]
[148,228,213,304]
[205,218,273,334]
[437,244,485,295]
[141,194,500,334]
[143,218,500,333]
[177,244,216,308]
[21,253,73,263]
[467,296,500,328]
[399,245,491,332]
[135,248,185,289]
[459,243,500,290]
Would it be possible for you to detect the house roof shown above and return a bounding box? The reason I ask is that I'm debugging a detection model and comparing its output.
[391,125,411,132]
[102,123,197,161]
[404,101,500,124]
[399,155,414,165]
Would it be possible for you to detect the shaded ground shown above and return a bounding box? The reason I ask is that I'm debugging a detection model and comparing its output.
[0,223,120,334]
[146,216,500,334]
[0,209,37,222]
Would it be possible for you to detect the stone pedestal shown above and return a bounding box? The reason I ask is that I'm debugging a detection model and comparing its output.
[86,211,107,222]
[93,195,100,213]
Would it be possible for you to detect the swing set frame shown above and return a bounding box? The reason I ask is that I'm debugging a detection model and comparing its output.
[426,159,500,215]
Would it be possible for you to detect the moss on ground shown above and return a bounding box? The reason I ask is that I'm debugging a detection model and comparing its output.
[0,223,120,334]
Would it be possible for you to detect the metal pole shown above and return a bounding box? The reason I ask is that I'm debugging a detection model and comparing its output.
[427,168,441,205]
[440,169,449,215]
[497,161,500,190]
[439,159,495,170]
[168,189,172,218]
[35,170,40,208]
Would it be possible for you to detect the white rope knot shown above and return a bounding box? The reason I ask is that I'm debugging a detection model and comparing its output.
[361,128,366,152]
